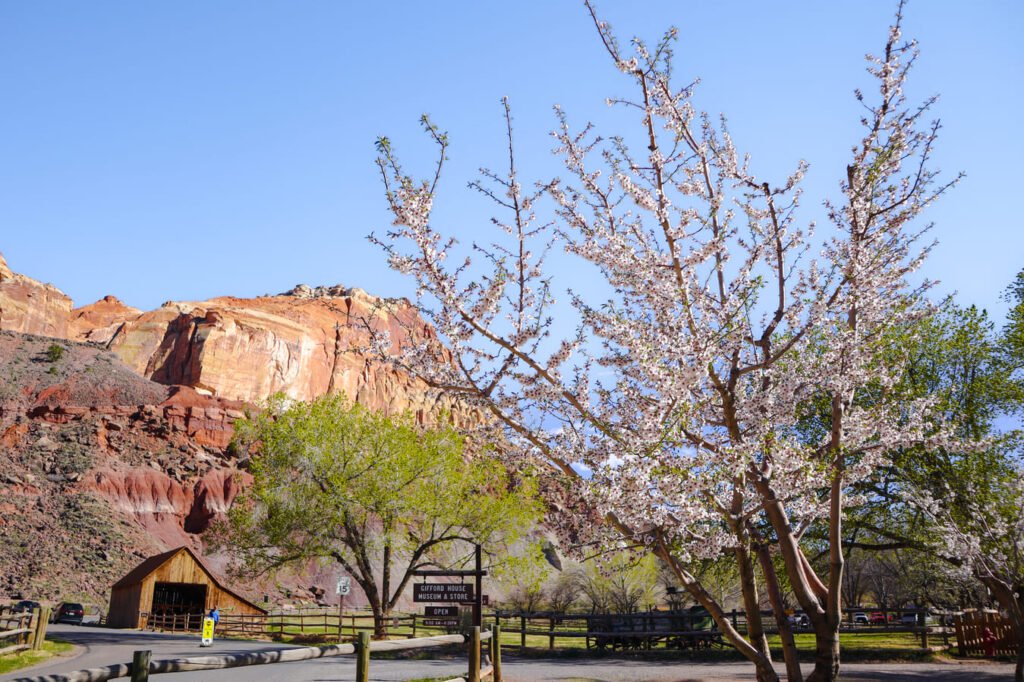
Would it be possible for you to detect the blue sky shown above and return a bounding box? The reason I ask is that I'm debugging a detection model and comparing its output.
[1,1,1021,325]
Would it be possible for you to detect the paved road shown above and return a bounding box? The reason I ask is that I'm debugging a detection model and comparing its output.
[3,625,1016,681]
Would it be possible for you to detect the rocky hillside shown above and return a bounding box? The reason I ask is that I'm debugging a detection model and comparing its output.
[0,253,475,606]
[0,331,248,602]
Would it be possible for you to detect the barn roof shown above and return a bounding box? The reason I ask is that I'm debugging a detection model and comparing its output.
[111,546,266,613]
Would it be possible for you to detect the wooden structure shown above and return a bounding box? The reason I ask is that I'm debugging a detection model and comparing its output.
[107,546,265,629]
[954,610,1018,658]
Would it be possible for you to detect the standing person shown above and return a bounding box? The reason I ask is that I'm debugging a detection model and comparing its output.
[209,606,220,630]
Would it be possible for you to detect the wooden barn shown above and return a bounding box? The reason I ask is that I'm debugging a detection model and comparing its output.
[107,546,265,629]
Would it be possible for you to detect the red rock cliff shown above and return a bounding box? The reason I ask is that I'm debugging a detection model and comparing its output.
[0,254,474,425]
[0,252,72,338]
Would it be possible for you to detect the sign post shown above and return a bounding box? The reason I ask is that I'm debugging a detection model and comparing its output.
[412,543,486,629]
[336,576,351,641]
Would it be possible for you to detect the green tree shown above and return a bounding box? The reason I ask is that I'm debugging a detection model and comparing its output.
[220,394,541,637]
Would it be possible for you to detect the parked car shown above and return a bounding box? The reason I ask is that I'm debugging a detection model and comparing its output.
[869,611,895,625]
[853,611,869,625]
[11,600,41,614]
[787,613,809,628]
[52,602,85,625]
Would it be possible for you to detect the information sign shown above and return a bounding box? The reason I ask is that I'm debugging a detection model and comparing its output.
[336,576,351,596]
[425,606,459,617]
[200,617,215,647]
[413,583,474,602]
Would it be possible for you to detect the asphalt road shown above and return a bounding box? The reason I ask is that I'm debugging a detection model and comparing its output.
[2,625,1016,681]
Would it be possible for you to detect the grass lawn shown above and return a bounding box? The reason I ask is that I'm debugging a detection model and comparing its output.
[0,639,75,675]
[496,628,942,663]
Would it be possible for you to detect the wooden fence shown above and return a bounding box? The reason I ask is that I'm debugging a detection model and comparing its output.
[0,607,49,656]
[495,610,723,651]
[12,625,501,682]
[145,610,422,640]
[495,608,954,652]
[954,610,1018,658]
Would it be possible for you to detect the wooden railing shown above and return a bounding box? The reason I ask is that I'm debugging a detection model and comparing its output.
[494,608,954,652]
[0,608,49,656]
[147,609,425,640]
[11,624,502,682]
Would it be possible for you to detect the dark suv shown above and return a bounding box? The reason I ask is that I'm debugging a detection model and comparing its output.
[11,600,41,614]
[52,602,85,625]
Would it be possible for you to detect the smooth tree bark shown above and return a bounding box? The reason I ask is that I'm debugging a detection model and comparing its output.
[372,3,959,680]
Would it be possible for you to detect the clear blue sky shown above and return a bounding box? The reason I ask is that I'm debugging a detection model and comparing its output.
[1,2,1021,324]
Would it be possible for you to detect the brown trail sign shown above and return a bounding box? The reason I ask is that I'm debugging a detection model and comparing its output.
[412,544,486,627]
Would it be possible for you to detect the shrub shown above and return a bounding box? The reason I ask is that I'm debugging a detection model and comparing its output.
[45,344,65,363]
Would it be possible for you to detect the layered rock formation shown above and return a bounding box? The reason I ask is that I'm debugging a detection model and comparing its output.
[0,253,72,338]
[0,252,472,425]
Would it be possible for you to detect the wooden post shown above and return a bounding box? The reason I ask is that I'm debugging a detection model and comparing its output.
[549,616,555,650]
[473,544,483,629]
[520,615,526,652]
[468,625,481,682]
[28,608,40,650]
[355,630,370,682]
[131,650,151,682]
[491,623,502,682]
[34,607,51,650]
[920,626,928,649]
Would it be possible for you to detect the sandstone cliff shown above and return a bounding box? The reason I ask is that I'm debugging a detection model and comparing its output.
[0,253,72,339]
[0,252,472,425]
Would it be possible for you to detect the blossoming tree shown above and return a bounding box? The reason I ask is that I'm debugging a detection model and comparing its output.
[372,3,958,680]
[914,465,1024,680]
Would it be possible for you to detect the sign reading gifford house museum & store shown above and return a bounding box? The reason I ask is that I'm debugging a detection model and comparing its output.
[413,583,474,603]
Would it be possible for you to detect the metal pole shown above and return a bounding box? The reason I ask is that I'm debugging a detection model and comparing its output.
[338,593,344,642]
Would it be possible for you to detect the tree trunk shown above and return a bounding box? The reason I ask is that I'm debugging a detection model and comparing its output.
[736,542,772,663]
[373,608,390,639]
[806,621,840,682]
[654,541,779,682]
[757,544,803,682]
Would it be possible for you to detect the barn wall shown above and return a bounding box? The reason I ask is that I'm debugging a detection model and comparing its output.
[107,583,143,629]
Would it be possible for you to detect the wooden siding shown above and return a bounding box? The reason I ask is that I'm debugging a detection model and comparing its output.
[107,548,264,629]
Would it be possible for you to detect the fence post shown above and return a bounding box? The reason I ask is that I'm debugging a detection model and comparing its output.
[130,650,151,682]
[548,616,555,650]
[491,623,502,682]
[520,615,526,653]
[28,608,40,650]
[356,630,370,682]
[920,626,928,649]
[468,626,481,682]
[34,606,51,650]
